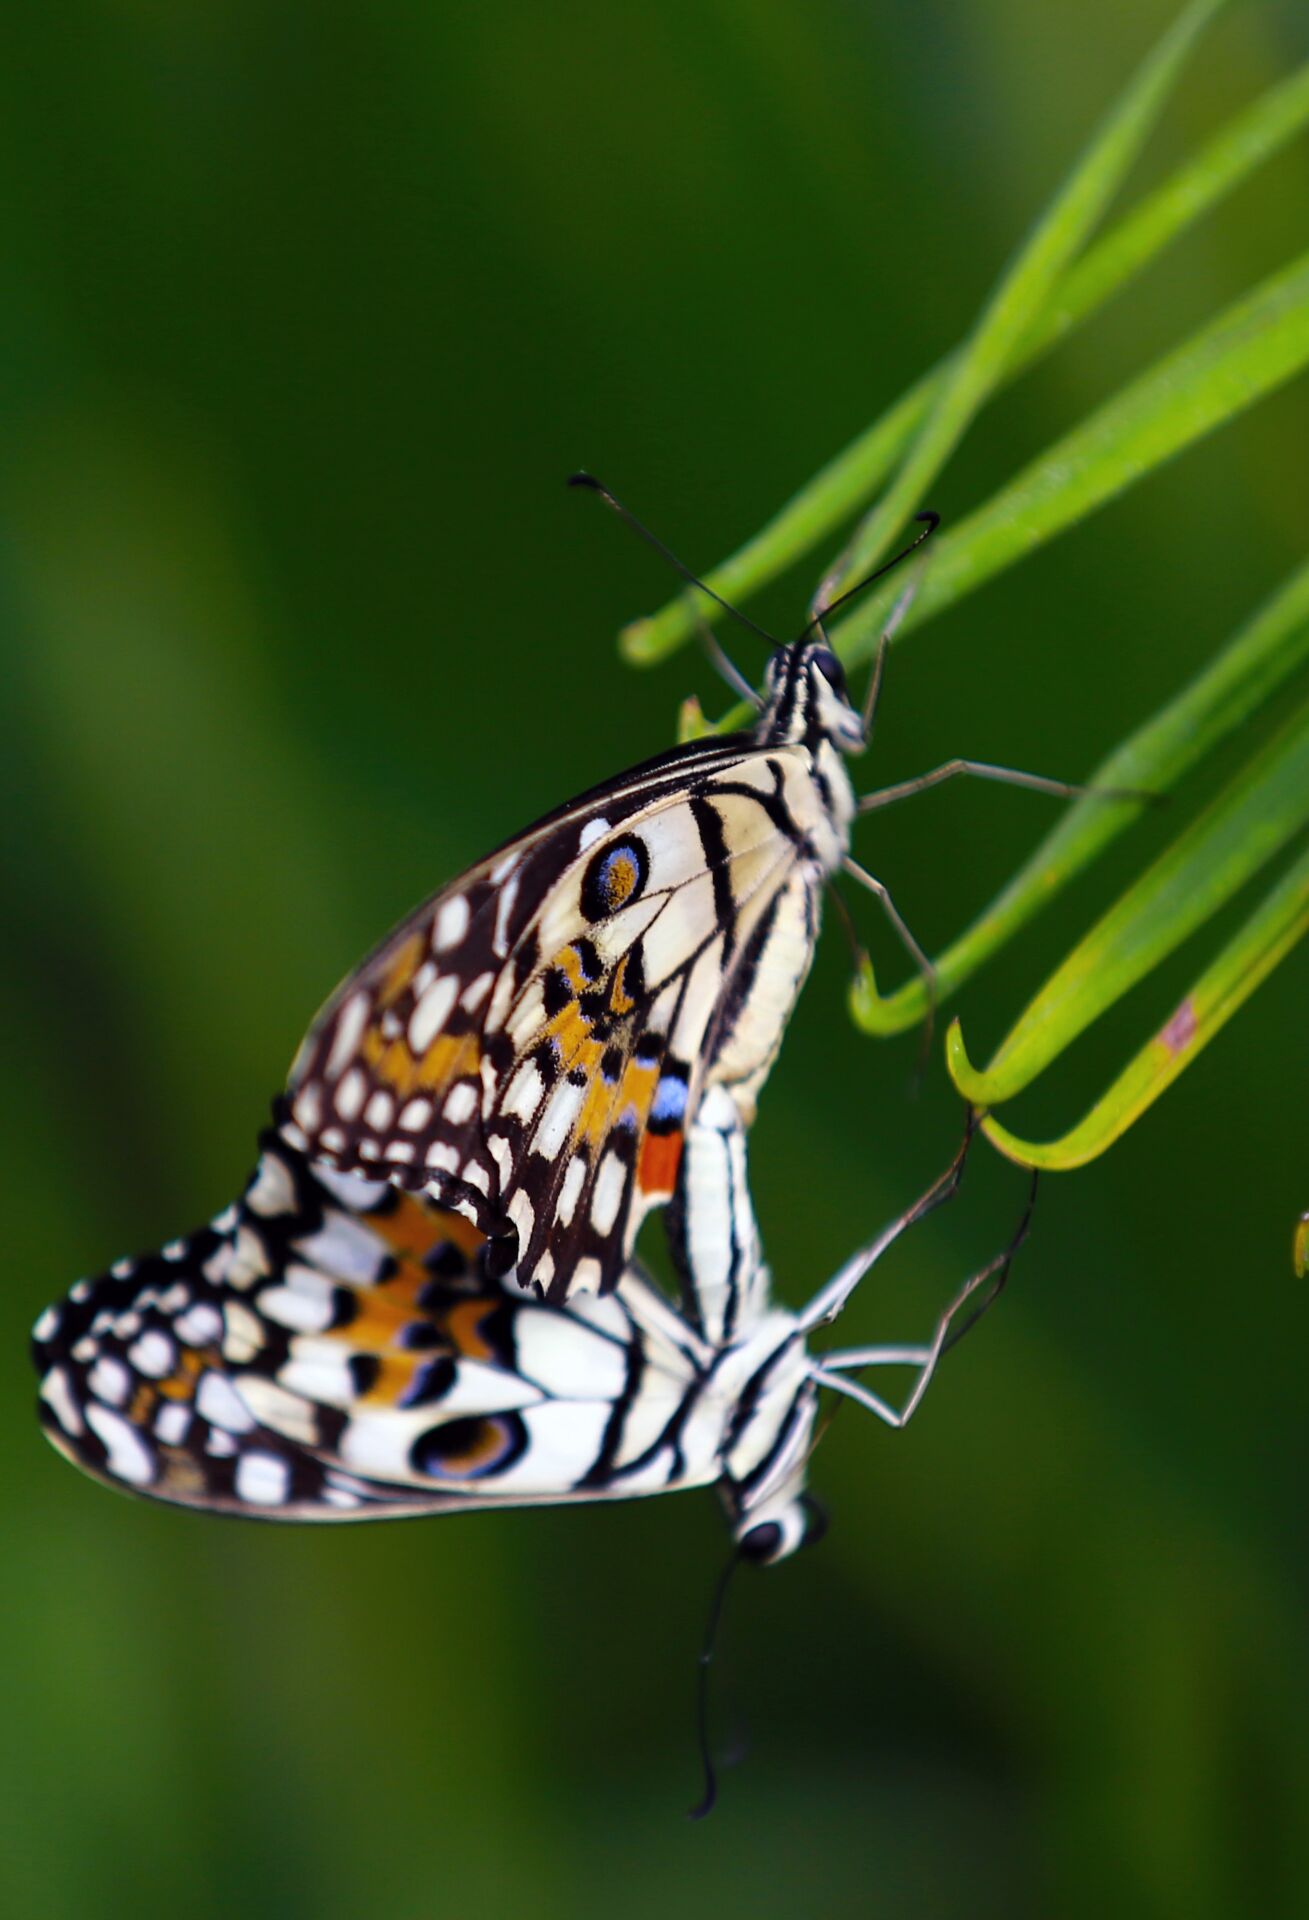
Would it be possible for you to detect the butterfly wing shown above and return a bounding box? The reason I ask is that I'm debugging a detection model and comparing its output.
[33,1135,710,1520]
[282,738,823,1300]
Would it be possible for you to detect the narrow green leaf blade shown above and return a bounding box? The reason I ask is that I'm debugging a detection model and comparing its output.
[945,701,1309,1107]
[953,837,1309,1170]
[815,0,1226,594]
[850,553,1309,1033]
[833,249,1309,667]
[623,1,1266,667]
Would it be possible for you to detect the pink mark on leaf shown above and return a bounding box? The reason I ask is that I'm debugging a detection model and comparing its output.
[1159,997,1198,1056]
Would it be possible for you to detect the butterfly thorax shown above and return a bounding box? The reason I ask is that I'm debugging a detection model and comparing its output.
[753,638,862,864]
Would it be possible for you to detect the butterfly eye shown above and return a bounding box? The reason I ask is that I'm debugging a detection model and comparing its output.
[810,647,846,695]
[738,1494,828,1564]
[738,1520,784,1564]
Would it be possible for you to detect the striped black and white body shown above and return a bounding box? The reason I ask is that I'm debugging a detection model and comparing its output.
[32,1107,994,1564]
[279,638,869,1304]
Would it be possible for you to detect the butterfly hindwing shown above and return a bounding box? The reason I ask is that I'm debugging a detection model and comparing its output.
[33,1134,708,1520]
[282,739,826,1300]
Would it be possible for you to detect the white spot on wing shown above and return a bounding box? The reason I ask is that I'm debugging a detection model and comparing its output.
[434,894,471,951]
[175,1302,224,1346]
[247,1151,297,1218]
[578,816,611,851]
[364,1090,395,1130]
[399,1097,433,1131]
[326,991,370,1079]
[235,1451,293,1507]
[335,1069,367,1122]
[487,1133,513,1186]
[556,1154,587,1227]
[31,1305,59,1344]
[315,1165,389,1209]
[154,1403,191,1445]
[492,872,521,958]
[128,1331,175,1379]
[534,1076,584,1161]
[591,1151,626,1237]
[503,1058,545,1123]
[85,1402,155,1485]
[39,1366,83,1436]
[88,1356,131,1407]
[508,1188,535,1247]
[461,971,494,1013]
[408,975,458,1053]
[426,1141,459,1173]
[197,1372,257,1434]
[442,1082,477,1126]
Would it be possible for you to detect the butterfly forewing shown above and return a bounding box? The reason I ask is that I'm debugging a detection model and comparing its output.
[282,738,833,1300]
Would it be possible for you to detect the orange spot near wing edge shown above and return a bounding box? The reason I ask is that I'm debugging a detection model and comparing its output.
[638,1130,683,1198]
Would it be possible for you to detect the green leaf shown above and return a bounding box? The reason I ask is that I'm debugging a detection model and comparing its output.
[622,7,1309,670]
[850,552,1309,1032]
[832,248,1309,666]
[952,837,1309,1170]
[944,699,1309,1109]
[807,0,1226,598]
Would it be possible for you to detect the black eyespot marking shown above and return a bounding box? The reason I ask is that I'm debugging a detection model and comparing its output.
[410,1411,528,1480]
[809,647,846,695]
[581,834,650,922]
[600,1045,624,1083]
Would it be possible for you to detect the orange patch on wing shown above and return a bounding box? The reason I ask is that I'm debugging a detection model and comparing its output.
[417,1030,480,1094]
[159,1349,205,1400]
[638,1129,684,1198]
[577,1066,622,1152]
[378,933,425,1008]
[366,1191,483,1265]
[441,1298,501,1362]
[609,952,636,1017]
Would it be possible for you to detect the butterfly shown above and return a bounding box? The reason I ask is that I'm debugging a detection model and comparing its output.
[279,490,947,1306]
[31,1097,1023,1557]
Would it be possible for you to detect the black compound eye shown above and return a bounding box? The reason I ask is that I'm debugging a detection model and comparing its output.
[810,647,846,694]
[738,1520,784,1564]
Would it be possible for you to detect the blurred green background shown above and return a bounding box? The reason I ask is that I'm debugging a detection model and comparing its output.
[3,4,1308,1916]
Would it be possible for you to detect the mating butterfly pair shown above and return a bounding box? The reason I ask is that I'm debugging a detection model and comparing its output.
[34,485,1034,1557]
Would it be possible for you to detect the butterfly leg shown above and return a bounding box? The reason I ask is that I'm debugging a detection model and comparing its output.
[798,1116,977,1332]
[810,1169,1038,1427]
[841,853,940,1066]
[858,758,1155,816]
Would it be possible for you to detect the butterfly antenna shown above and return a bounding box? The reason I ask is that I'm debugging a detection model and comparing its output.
[569,472,780,656]
[801,511,941,641]
[687,1543,744,1821]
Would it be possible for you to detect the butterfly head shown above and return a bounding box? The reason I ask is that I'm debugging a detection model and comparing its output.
[733,1489,829,1567]
[759,639,866,756]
